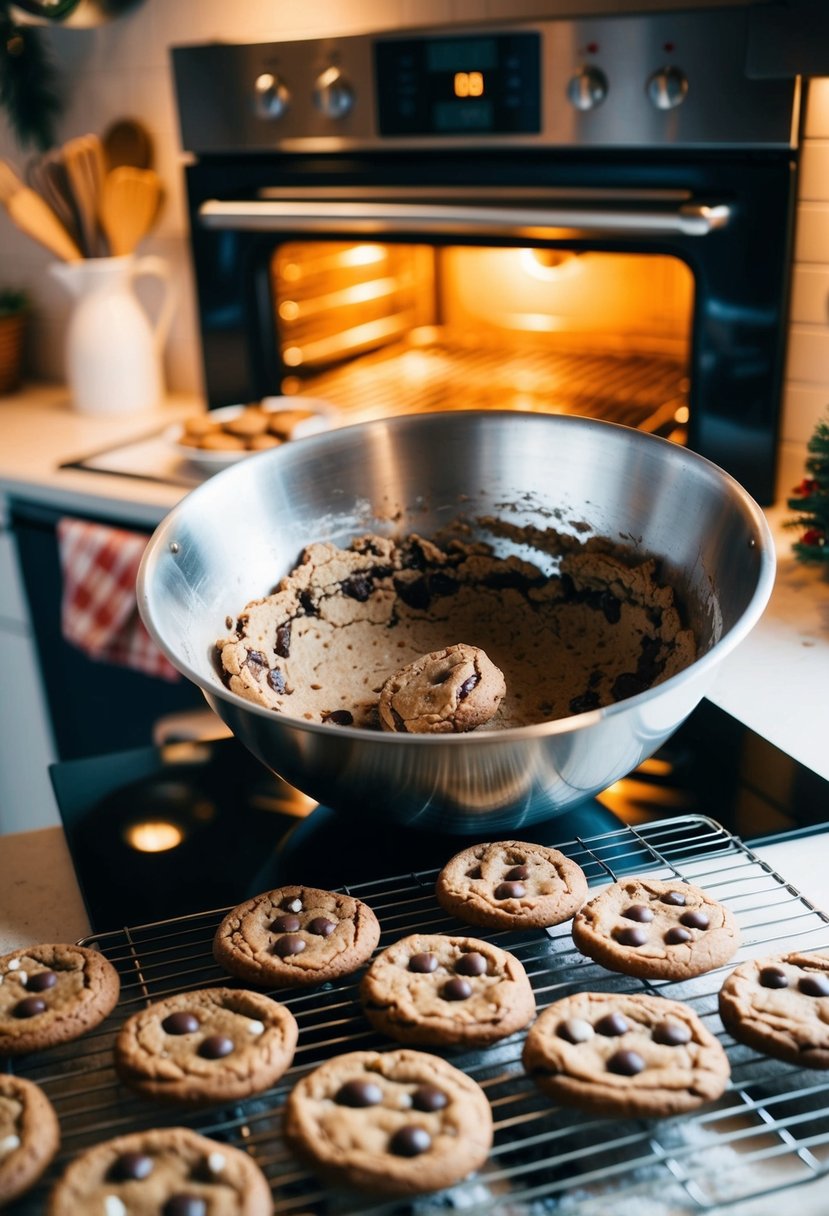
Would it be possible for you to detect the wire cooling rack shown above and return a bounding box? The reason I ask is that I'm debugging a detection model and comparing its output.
[6,814,829,1215]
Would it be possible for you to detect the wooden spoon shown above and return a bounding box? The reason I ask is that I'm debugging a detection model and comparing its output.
[99,166,163,256]
[0,159,82,261]
[102,118,154,171]
[62,134,107,257]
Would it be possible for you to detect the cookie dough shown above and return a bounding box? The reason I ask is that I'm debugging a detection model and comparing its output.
[283,1048,493,1196]
[0,943,120,1055]
[523,991,730,1117]
[360,932,536,1047]
[213,885,381,988]
[215,530,697,730]
[0,1075,60,1207]
[435,840,588,929]
[378,643,506,733]
[571,878,741,981]
[718,950,829,1067]
[114,987,298,1105]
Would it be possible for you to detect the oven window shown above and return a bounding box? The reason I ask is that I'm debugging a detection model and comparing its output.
[272,242,693,441]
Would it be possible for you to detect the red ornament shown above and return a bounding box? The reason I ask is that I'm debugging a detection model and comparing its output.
[792,478,819,496]
[801,529,826,546]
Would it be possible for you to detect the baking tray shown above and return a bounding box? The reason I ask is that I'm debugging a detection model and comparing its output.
[5,814,829,1214]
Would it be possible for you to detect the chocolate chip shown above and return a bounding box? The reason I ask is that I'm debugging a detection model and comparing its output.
[267,667,287,694]
[112,1152,154,1181]
[680,909,710,930]
[466,866,482,879]
[799,974,829,997]
[25,970,57,992]
[595,1012,629,1037]
[428,572,458,597]
[665,926,693,945]
[557,1017,594,1044]
[271,914,301,932]
[661,890,687,906]
[569,690,601,715]
[246,649,267,668]
[505,865,530,881]
[611,672,648,701]
[307,917,336,937]
[409,953,438,973]
[653,1020,692,1046]
[455,952,487,977]
[607,1049,646,1076]
[760,966,789,989]
[412,1085,449,1112]
[613,926,649,947]
[162,1011,200,1035]
[274,934,306,957]
[336,1079,383,1107]
[389,1126,432,1157]
[198,1035,234,1059]
[275,621,291,658]
[163,1197,207,1216]
[442,977,472,1001]
[394,576,430,610]
[457,674,479,701]
[341,574,373,601]
[13,997,46,1018]
[494,881,526,900]
[323,709,354,726]
[622,905,654,923]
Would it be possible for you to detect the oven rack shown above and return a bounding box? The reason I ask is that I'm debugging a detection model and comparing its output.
[6,814,829,1215]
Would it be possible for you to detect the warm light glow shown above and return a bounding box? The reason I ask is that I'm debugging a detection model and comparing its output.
[454,70,484,98]
[124,820,184,853]
[637,756,674,777]
[674,405,690,425]
[520,248,582,282]
[342,244,386,267]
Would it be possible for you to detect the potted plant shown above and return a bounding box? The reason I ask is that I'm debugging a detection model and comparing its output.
[0,288,28,394]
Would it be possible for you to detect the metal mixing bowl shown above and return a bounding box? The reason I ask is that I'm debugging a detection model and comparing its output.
[137,411,774,833]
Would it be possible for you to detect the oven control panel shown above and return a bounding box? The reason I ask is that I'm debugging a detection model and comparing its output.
[172,9,797,153]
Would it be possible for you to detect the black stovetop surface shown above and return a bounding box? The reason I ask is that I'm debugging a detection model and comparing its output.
[50,700,829,933]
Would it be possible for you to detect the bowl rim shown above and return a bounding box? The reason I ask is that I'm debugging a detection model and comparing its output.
[138,409,777,745]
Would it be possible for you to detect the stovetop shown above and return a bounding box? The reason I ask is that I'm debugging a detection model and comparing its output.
[50,700,829,933]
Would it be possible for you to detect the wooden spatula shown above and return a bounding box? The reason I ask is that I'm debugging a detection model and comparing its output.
[99,166,163,256]
[0,159,82,261]
[62,134,107,257]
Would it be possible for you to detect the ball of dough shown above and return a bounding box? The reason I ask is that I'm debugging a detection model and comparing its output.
[378,643,506,734]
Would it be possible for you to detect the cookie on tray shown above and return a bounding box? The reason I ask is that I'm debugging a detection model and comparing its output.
[435,840,588,930]
[114,986,298,1105]
[0,1075,60,1207]
[213,885,380,988]
[378,643,506,733]
[47,1125,273,1216]
[523,990,730,1117]
[283,1048,493,1196]
[360,932,535,1047]
[718,950,829,1067]
[0,943,120,1055]
[571,877,740,980]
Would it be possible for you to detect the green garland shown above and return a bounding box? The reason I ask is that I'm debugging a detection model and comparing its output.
[786,409,829,564]
[0,10,62,151]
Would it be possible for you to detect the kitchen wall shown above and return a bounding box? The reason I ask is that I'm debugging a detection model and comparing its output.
[0,0,825,498]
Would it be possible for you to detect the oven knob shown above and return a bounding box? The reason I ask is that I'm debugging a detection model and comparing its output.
[647,66,688,110]
[567,66,608,111]
[314,65,354,119]
[253,72,290,120]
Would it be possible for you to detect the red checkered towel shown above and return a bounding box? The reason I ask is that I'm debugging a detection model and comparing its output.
[57,517,180,682]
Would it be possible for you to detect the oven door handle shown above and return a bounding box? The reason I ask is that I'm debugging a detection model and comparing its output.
[198,199,731,237]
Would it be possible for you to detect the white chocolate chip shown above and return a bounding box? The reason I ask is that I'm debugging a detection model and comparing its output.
[560,1017,595,1043]
[207,1151,226,1175]
[7,959,20,970]
[247,1020,265,1036]
[285,898,302,913]
[16,971,27,986]
[0,1134,20,1156]
[104,1197,127,1216]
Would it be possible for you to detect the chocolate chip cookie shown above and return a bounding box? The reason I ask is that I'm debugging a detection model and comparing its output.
[213,885,381,988]
[360,932,535,1047]
[718,950,829,1067]
[283,1048,493,1196]
[378,643,506,733]
[435,840,588,930]
[0,1075,60,1207]
[114,987,298,1105]
[571,878,740,980]
[47,1125,273,1215]
[0,943,120,1055]
[523,991,730,1117]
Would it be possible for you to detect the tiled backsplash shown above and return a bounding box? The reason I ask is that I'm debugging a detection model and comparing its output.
[0,0,825,500]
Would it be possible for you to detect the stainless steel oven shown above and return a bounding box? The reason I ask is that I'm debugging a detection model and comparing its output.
[172,6,801,503]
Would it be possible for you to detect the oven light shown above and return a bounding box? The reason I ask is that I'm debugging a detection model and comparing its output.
[520,248,581,281]
[124,820,185,853]
[674,405,690,425]
[343,244,386,267]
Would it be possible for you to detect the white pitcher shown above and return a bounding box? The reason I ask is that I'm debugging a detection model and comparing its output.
[51,254,175,416]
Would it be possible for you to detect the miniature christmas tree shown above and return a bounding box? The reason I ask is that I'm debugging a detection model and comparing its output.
[786,409,829,564]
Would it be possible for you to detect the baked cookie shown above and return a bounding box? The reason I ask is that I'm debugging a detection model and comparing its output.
[0,1075,60,1207]
[213,885,380,988]
[435,840,588,930]
[0,943,120,1055]
[571,878,740,980]
[47,1125,273,1215]
[378,643,506,733]
[523,990,730,1117]
[114,987,298,1105]
[718,950,829,1067]
[360,932,535,1047]
[283,1048,493,1196]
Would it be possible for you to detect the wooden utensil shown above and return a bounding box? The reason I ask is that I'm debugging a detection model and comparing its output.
[102,118,154,171]
[26,150,85,251]
[61,134,107,257]
[0,159,82,261]
[98,166,163,256]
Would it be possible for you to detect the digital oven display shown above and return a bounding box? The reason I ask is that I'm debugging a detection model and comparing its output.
[374,32,540,136]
